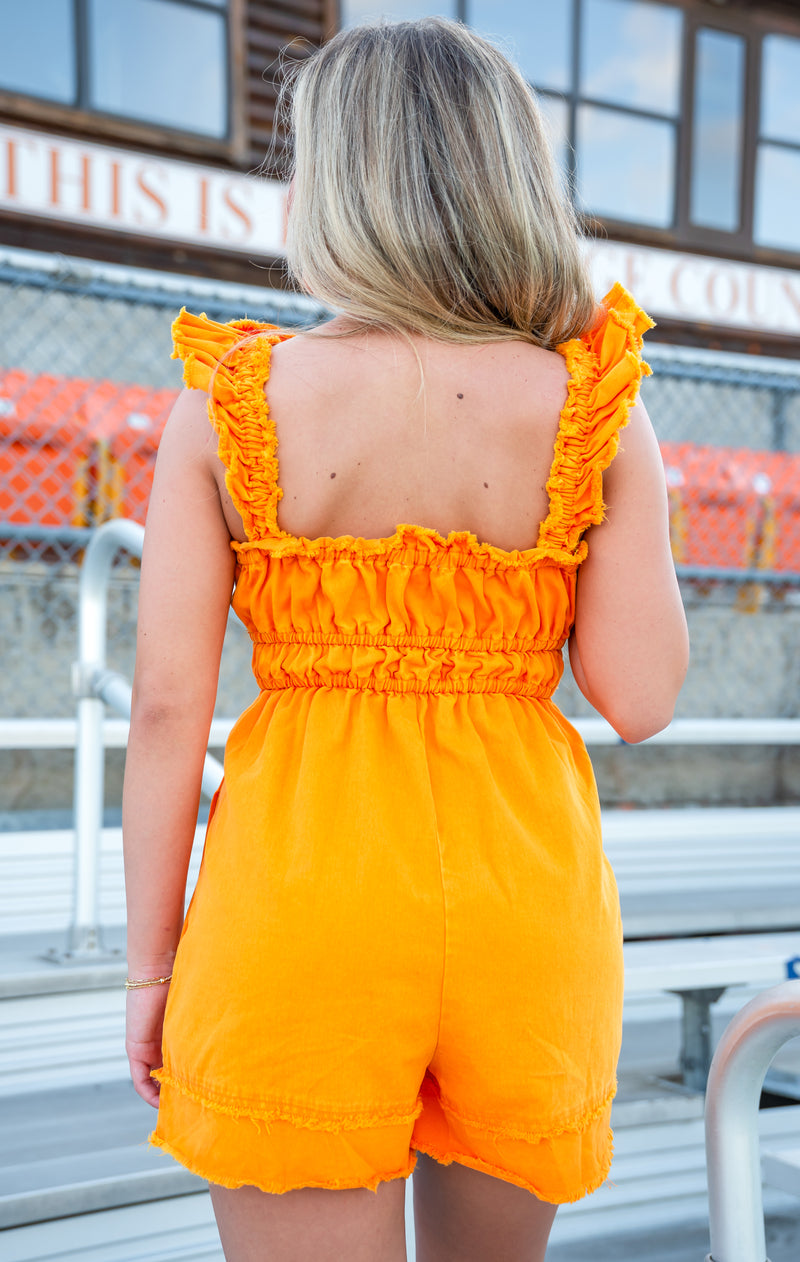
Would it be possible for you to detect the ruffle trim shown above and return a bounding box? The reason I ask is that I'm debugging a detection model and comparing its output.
[539,281,654,554]
[151,1065,425,1132]
[170,283,652,562]
[147,1130,417,1193]
[234,523,579,571]
[171,308,292,542]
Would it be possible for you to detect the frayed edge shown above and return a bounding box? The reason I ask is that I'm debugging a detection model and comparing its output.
[539,283,653,557]
[233,519,582,571]
[170,309,289,545]
[411,1124,615,1206]
[435,1081,617,1145]
[152,1066,424,1133]
[147,1129,416,1194]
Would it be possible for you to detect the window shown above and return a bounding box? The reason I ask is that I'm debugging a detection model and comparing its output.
[0,0,229,140]
[755,34,800,253]
[336,0,800,263]
[0,1,75,104]
[341,2,455,22]
[690,28,745,232]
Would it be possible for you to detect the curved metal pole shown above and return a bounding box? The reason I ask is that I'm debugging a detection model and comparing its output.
[704,979,800,1262]
[64,520,225,960]
[68,520,145,957]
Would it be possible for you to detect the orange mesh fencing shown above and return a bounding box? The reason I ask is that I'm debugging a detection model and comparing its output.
[2,369,800,577]
[0,369,177,531]
[661,442,800,574]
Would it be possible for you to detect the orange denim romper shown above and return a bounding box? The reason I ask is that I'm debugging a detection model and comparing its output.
[148,283,653,1204]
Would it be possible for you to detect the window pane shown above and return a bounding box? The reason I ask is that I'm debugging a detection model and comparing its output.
[577,105,675,227]
[755,144,800,252]
[341,2,456,22]
[468,1,572,92]
[690,29,744,231]
[581,0,682,117]
[537,93,570,177]
[89,0,227,138]
[761,34,800,145]
[0,0,74,102]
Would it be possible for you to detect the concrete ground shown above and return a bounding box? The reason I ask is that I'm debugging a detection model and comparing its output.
[546,1212,800,1262]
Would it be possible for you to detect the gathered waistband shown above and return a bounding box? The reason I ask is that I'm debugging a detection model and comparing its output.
[250,633,564,698]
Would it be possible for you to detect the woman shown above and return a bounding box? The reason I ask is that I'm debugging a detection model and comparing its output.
[123,17,688,1262]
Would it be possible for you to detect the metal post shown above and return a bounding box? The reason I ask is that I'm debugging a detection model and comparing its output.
[672,986,727,1092]
[42,518,224,964]
[60,519,144,961]
[704,979,800,1262]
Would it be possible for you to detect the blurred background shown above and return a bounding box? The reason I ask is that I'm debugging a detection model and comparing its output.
[2,5,800,1261]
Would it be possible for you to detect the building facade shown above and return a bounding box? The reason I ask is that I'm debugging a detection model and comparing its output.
[2,0,800,354]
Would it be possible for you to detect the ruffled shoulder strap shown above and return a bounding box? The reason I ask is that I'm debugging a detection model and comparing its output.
[537,282,654,561]
[171,308,293,541]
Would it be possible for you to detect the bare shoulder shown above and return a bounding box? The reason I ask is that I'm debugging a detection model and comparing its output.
[160,386,216,454]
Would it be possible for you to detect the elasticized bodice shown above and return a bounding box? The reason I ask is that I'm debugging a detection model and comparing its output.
[170,284,653,700]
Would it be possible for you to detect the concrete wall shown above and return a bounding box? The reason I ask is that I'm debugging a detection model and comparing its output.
[2,564,799,812]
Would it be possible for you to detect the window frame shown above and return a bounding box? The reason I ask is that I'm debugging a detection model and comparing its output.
[0,0,247,166]
[340,0,800,269]
[550,0,800,268]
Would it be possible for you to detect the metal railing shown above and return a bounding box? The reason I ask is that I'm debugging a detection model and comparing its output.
[52,518,223,963]
[704,979,800,1262]
[45,520,800,960]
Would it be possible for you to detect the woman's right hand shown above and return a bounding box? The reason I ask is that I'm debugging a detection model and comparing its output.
[125,984,170,1108]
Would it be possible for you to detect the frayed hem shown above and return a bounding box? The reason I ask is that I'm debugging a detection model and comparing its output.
[435,1081,617,1145]
[411,1127,615,1206]
[147,1129,416,1194]
[152,1066,424,1133]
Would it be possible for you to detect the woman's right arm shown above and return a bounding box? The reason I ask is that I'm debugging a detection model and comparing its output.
[568,397,689,743]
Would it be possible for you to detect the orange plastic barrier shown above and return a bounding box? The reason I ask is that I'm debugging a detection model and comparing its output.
[2,367,800,578]
[660,442,800,574]
[0,369,92,526]
[0,369,178,529]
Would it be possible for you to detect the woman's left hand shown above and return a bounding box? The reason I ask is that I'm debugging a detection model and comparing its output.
[126,985,170,1108]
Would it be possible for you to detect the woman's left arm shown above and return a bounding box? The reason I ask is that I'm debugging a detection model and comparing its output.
[122,386,234,1105]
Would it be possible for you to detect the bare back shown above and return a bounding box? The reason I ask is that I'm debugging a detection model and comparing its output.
[215,322,570,553]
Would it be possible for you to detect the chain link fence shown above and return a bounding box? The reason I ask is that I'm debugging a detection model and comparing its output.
[2,246,800,726]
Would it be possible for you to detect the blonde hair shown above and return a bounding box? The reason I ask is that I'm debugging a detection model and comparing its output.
[279,17,595,348]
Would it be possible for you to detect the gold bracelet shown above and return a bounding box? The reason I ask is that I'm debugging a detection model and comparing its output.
[125,973,173,990]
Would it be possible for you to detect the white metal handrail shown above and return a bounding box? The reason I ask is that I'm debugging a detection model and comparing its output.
[62,519,223,961]
[6,715,800,750]
[704,979,800,1262]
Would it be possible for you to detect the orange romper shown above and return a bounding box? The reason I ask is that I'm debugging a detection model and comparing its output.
[148,283,653,1204]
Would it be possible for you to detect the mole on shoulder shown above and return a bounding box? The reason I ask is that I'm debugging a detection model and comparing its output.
[457,393,464,400]
[483,482,489,489]
[330,472,336,479]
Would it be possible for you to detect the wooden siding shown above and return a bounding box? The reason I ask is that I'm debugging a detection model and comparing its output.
[245,1,337,174]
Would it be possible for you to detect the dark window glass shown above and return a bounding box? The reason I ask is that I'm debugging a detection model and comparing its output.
[690,28,744,231]
[761,33,800,145]
[576,105,675,227]
[581,0,682,116]
[755,144,800,252]
[89,0,227,137]
[468,1,572,92]
[0,0,74,102]
[342,1,456,22]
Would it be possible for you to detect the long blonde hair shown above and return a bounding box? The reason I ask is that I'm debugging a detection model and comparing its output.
[279,17,594,348]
